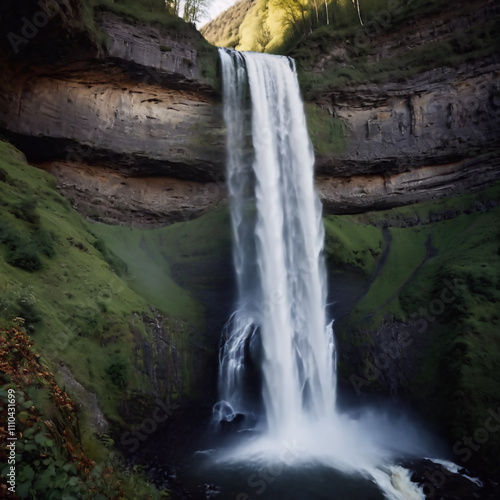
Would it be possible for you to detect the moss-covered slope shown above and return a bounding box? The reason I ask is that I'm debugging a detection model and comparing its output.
[0,135,230,422]
[0,137,233,494]
[324,183,500,475]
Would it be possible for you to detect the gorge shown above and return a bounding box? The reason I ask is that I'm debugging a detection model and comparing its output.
[209,47,430,500]
[1,1,500,499]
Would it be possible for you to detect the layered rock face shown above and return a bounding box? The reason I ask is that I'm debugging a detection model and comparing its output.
[0,5,225,225]
[310,1,500,212]
[0,2,499,222]
[319,63,500,172]
[2,72,223,178]
[38,161,225,227]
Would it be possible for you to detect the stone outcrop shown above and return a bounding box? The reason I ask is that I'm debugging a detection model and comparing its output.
[1,72,224,180]
[306,0,500,212]
[0,2,224,225]
[38,161,225,226]
[101,12,204,88]
[317,156,500,213]
[314,60,500,211]
[317,63,500,175]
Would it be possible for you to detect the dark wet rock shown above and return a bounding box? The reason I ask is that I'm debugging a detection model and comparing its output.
[402,458,500,500]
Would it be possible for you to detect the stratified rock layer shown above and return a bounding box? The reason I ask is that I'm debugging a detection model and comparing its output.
[0,2,499,224]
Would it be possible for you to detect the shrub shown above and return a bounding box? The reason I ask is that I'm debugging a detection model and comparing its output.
[12,197,40,225]
[31,228,56,258]
[0,222,56,271]
[0,220,18,248]
[106,357,129,388]
[16,297,42,332]
[93,238,128,277]
[6,241,43,272]
[72,308,103,338]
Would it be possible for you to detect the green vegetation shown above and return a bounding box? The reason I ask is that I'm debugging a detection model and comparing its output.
[324,182,500,474]
[81,0,187,37]
[1,327,163,499]
[325,182,500,324]
[90,205,232,327]
[324,214,383,276]
[293,0,500,98]
[202,0,319,53]
[106,356,130,388]
[202,0,498,99]
[0,138,223,495]
[398,209,500,473]
[0,140,155,421]
[202,0,452,53]
[353,226,429,323]
[201,0,257,49]
[305,103,347,155]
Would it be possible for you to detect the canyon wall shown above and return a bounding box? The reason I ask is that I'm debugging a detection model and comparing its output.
[1,3,499,226]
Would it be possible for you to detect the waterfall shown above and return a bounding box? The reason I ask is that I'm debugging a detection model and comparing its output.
[216,49,336,437]
[213,48,429,500]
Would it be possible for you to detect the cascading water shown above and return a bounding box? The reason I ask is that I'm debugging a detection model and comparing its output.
[215,48,336,436]
[211,48,432,500]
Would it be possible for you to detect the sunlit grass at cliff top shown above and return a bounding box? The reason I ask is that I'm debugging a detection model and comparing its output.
[202,0,499,99]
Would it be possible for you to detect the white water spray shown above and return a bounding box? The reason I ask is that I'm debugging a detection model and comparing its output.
[217,49,336,436]
[215,48,427,500]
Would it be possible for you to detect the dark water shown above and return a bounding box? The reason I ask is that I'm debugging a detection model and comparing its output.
[175,455,385,500]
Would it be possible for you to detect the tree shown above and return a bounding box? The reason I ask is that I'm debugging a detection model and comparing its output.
[310,0,319,27]
[272,0,311,36]
[257,21,273,52]
[166,0,182,16]
[351,0,363,26]
[183,0,211,24]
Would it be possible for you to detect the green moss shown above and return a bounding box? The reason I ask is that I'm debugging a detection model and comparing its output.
[353,226,429,323]
[402,208,500,474]
[305,104,347,155]
[90,205,231,326]
[324,214,384,276]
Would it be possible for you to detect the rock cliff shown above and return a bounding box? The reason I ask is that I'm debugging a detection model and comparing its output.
[315,61,500,211]
[1,1,499,225]
[0,2,224,226]
[307,0,500,212]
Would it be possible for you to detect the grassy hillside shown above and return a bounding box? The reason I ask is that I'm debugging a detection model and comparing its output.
[324,183,500,474]
[1,141,145,419]
[294,0,499,99]
[0,139,198,497]
[201,0,305,53]
[1,327,161,499]
[0,138,230,496]
[90,205,232,327]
